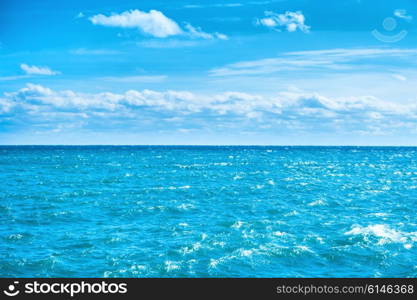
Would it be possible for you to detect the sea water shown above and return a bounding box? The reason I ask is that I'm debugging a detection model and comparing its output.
[1,146,416,277]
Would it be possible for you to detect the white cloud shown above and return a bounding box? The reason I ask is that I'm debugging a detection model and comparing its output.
[20,64,59,75]
[214,33,228,40]
[0,97,14,113]
[257,11,310,33]
[4,83,417,143]
[89,9,227,40]
[394,9,412,21]
[4,83,417,138]
[90,9,182,38]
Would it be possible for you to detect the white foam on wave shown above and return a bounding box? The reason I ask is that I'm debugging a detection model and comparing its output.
[345,224,403,241]
[164,260,181,272]
[294,245,314,253]
[369,212,389,217]
[284,210,299,217]
[147,205,166,211]
[150,185,191,190]
[238,249,253,257]
[175,163,204,168]
[209,248,255,269]
[177,203,195,210]
[345,224,417,248]
[209,259,220,268]
[209,254,237,269]
[8,233,23,240]
[180,242,202,255]
[53,211,69,216]
[213,162,230,166]
[308,199,325,206]
[242,229,256,239]
[212,241,226,247]
[231,220,244,229]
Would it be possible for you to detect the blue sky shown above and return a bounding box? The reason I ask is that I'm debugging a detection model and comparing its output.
[1,0,417,145]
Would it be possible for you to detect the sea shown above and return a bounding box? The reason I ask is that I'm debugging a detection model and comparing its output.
[1,146,416,277]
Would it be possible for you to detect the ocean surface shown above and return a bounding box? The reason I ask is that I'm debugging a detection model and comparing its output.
[1,146,417,278]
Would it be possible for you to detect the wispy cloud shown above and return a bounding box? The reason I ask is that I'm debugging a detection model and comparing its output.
[183,1,282,9]
[89,9,227,40]
[184,3,243,9]
[392,74,407,81]
[75,12,85,19]
[0,75,31,81]
[137,39,207,48]
[20,64,59,75]
[210,48,417,76]
[183,24,228,40]
[286,48,417,57]
[256,11,310,33]
[70,48,123,55]
[99,75,167,83]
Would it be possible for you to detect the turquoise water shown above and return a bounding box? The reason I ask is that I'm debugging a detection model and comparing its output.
[1,146,417,277]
